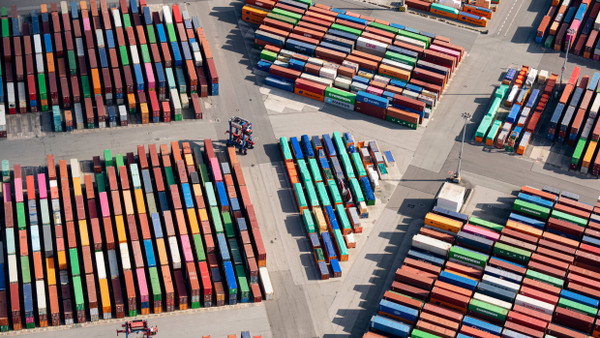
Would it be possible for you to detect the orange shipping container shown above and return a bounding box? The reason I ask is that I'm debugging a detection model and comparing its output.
[378,64,411,82]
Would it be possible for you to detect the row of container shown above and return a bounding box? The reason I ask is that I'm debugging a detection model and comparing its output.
[475,66,560,156]
[366,185,600,338]
[403,0,493,27]
[0,141,271,330]
[0,0,217,137]
[280,132,395,278]
[536,0,600,60]
[241,0,465,129]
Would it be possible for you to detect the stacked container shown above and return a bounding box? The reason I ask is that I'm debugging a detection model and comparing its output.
[105,162,137,317]
[280,132,389,278]
[82,173,112,319]
[1,8,17,115]
[96,162,126,318]
[243,3,463,130]
[3,180,20,330]
[69,159,99,321]
[25,175,47,327]
[366,185,600,337]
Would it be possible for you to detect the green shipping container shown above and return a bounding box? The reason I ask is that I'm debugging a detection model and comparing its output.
[122,13,131,28]
[149,266,162,302]
[222,211,235,238]
[198,163,209,186]
[82,75,91,98]
[322,167,334,180]
[105,148,115,166]
[384,51,417,67]
[335,204,352,234]
[493,242,531,264]
[475,116,493,141]
[21,256,31,284]
[340,153,356,179]
[69,248,80,276]
[468,298,508,322]
[368,21,399,34]
[298,160,312,185]
[266,13,298,26]
[314,247,325,262]
[550,209,587,227]
[68,50,77,75]
[352,152,367,178]
[228,239,243,266]
[119,45,130,66]
[271,8,303,22]
[261,49,278,62]
[115,154,125,173]
[146,25,157,44]
[513,199,550,220]
[140,44,151,64]
[280,137,293,162]
[327,180,343,206]
[545,35,555,49]
[73,275,85,311]
[96,174,106,192]
[430,3,460,15]
[176,67,187,93]
[16,203,26,229]
[305,183,320,209]
[316,181,331,207]
[1,18,9,38]
[308,158,323,182]
[235,265,250,302]
[193,233,206,261]
[38,73,47,101]
[526,269,564,288]
[486,120,502,144]
[205,182,217,207]
[333,229,348,257]
[572,138,587,167]
[210,207,223,233]
[165,167,175,186]
[294,183,308,209]
[146,194,157,215]
[294,0,313,6]
[330,23,362,37]
[302,209,316,234]
[411,329,441,338]
[468,217,504,233]
[166,23,177,43]
[557,297,597,317]
[166,67,176,90]
[349,178,365,203]
[449,246,488,268]
[325,87,356,105]
[396,29,430,48]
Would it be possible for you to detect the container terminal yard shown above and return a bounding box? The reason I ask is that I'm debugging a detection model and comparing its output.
[1,0,600,336]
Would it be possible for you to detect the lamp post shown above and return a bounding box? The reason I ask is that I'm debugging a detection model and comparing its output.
[557,28,576,97]
[452,112,472,183]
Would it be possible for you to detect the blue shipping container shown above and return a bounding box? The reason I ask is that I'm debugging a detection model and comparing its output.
[378,299,419,323]
[265,75,294,92]
[321,232,336,260]
[301,135,315,158]
[144,239,156,267]
[217,233,231,262]
[439,270,478,291]
[462,315,503,335]
[356,91,389,109]
[285,39,316,56]
[171,42,182,67]
[508,212,545,229]
[216,182,229,209]
[370,315,411,338]
[151,213,163,238]
[133,64,145,91]
[181,183,194,209]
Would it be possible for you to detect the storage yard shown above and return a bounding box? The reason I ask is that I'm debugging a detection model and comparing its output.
[1,0,600,337]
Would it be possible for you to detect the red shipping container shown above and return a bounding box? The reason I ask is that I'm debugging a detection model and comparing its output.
[269,64,301,81]
[512,303,553,323]
[395,266,436,289]
[542,231,580,251]
[403,257,442,276]
[521,277,561,296]
[460,325,499,338]
[501,227,539,245]
[536,246,573,264]
[518,285,559,305]
[419,312,460,331]
[295,78,326,95]
[553,306,594,333]
[415,320,456,338]
[391,281,429,300]
[504,320,545,338]
[301,15,333,29]
[296,20,329,33]
[383,290,423,310]
[430,287,469,313]
[275,3,305,15]
[530,252,569,271]
[419,227,455,243]
[546,323,588,338]
[292,26,325,40]
[487,256,527,275]
[174,269,188,310]
[355,101,386,120]
[422,303,464,323]
[393,94,426,112]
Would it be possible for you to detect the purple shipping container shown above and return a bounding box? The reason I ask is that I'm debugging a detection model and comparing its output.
[181,235,194,263]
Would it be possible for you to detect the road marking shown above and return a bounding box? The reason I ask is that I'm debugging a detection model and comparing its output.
[504,0,526,37]
[496,0,518,36]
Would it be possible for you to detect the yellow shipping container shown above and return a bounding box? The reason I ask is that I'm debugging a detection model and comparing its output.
[187,209,200,235]
[134,189,146,214]
[424,212,462,233]
[313,207,327,233]
[115,215,128,243]
[78,220,90,247]
[505,220,542,238]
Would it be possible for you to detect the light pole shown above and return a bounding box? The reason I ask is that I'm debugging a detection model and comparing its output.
[452,112,471,183]
[557,28,576,97]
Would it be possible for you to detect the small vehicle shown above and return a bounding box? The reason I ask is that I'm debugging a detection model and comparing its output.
[116,320,158,337]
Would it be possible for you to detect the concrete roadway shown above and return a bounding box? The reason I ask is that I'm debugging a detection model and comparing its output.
[1,0,600,337]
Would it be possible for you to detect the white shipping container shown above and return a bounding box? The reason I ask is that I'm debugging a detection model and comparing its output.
[517,116,527,127]
[182,10,191,21]
[381,57,413,73]
[169,236,181,270]
[108,249,120,279]
[96,251,107,280]
[350,81,368,93]
[300,73,333,87]
[411,234,451,257]
[34,34,43,54]
[259,266,274,300]
[322,61,340,70]
[279,48,294,59]
[506,85,519,106]
[342,60,359,72]
[438,0,461,9]
[403,90,420,100]
[373,75,390,85]
[472,292,512,310]
[170,89,182,114]
[0,106,5,131]
[112,9,122,28]
[76,38,85,57]
[538,69,549,83]
[31,225,41,252]
[8,255,18,283]
[193,51,203,67]
[60,1,69,14]
[395,35,427,49]
[70,158,81,179]
[514,294,555,315]
[191,41,200,53]
[502,328,530,338]
[180,93,189,109]
[36,280,47,312]
[307,57,324,66]
[120,242,131,270]
[319,67,337,80]
[344,233,355,247]
[96,30,105,48]
[356,36,388,57]
[74,103,84,130]
[130,47,140,65]
[36,54,45,74]
[18,82,26,109]
[368,167,380,190]
[334,76,351,90]
[596,12,600,30]
[162,6,173,24]
[484,265,522,283]
[481,274,521,293]
[7,83,16,112]
[590,95,600,120]
[325,97,354,110]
